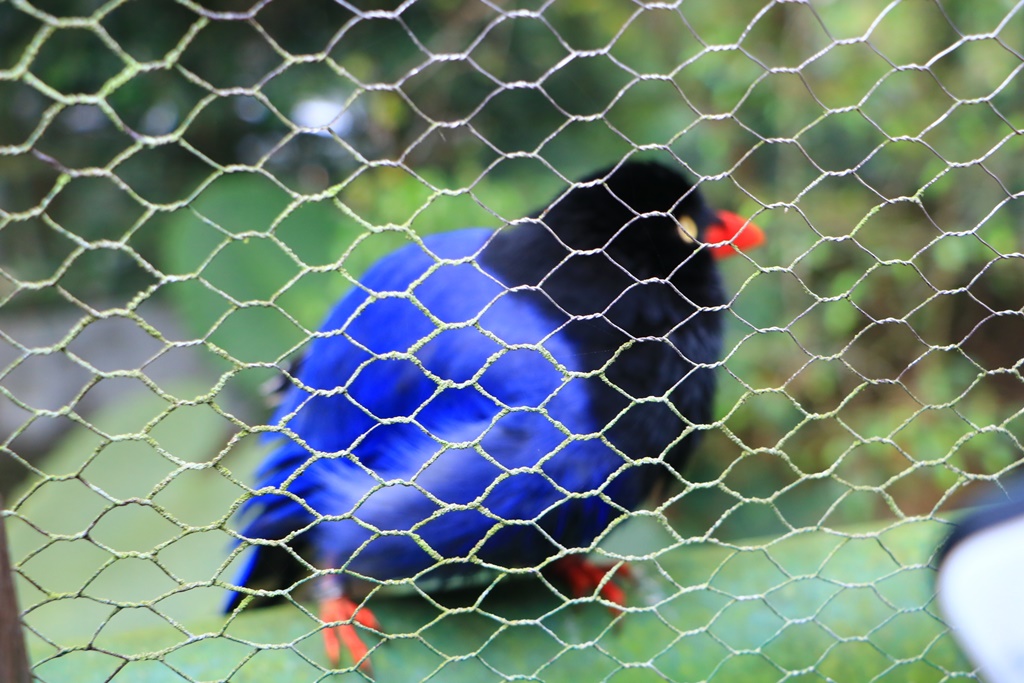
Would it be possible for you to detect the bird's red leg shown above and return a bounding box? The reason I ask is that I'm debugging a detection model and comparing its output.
[548,555,633,610]
[319,595,380,673]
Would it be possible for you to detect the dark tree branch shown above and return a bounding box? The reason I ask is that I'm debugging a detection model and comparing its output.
[1,495,30,683]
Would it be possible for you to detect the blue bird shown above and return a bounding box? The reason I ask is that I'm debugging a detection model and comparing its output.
[224,160,764,670]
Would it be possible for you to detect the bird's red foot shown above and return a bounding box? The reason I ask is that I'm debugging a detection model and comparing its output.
[320,596,380,673]
[548,556,632,610]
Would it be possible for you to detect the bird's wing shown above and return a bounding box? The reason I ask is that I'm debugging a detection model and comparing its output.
[258,228,496,477]
[226,227,605,597]
[263,226,603,479]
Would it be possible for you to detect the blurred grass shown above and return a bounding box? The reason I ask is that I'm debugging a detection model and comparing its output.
[27,524,971,682]
[11,380,971,681]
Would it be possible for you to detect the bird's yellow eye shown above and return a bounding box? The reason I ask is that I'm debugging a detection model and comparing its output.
[677,215,697,244]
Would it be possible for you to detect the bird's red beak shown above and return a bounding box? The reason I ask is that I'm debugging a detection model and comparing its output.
[707,210,765,260]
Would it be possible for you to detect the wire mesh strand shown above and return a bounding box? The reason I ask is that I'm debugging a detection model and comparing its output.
[2,0,1023,681]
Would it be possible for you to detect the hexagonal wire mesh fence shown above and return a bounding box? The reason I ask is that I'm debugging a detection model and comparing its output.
[2,0,1024,681]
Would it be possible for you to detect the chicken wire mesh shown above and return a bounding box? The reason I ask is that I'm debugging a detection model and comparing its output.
[2,0,1023,681]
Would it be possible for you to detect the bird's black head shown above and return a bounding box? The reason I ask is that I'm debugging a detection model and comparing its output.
[537,160,720,278]
[484,159,762,294]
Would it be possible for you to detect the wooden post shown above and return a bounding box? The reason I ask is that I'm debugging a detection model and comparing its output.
[0,495,30,683]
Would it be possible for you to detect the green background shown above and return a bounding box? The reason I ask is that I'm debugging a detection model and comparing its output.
[2,0,1022,679]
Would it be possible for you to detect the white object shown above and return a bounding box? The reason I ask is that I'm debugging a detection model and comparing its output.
[938,500,1024,682]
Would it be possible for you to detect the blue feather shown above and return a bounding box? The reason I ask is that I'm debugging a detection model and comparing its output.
[227,229,631,602]
[225,162,736,611]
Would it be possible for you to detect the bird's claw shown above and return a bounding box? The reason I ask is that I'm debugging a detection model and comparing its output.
[320,596,380,674]
[548,555,632,612]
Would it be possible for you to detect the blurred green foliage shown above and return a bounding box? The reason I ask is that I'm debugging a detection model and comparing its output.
[9,378,970,679]
[5,0,1020,524]
[2,0,1023,677]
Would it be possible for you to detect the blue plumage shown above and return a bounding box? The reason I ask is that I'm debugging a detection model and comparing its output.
[224,161,762,629]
